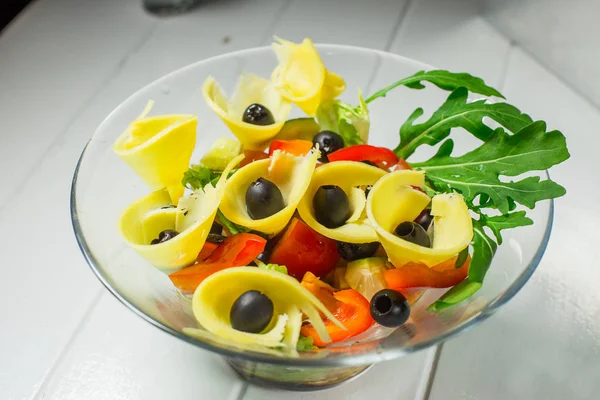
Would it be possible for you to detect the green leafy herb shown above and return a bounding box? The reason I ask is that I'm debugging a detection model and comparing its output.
[257,262,288,275]
[316,92,369,145]
[479,211,533,245]
[455,247,469,268]
[369,70,569,310]
[365,70,505,104]
[217,209,249,235]
[182,165,238,191]
[296,336,315,351]
[394,87,533,159]
[413,122,569,214]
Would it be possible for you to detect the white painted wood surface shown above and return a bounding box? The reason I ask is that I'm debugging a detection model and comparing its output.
[0,0,597,399]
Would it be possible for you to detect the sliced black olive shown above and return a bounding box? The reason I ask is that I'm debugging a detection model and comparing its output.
[230,290,274,333]
[364,184,373,197]
[394,221,431,247]
[242,103,275,126]
[313,185,350,228]
[370,289,410,327]
[210,221,223,235]
[150,229,179,245]
[245,178,285,220]
[206,233,226,244]
[337,241,379,261]
[312,130,344,162]
[414,208,433,231]
[360,160,378,167]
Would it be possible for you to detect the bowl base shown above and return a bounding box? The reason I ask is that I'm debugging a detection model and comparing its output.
[226,358,372,391]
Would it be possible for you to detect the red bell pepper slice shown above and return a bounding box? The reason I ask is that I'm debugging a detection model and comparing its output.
[196,241,219,262]
[300,288,373,347]
[327,144,399,168]
[300,272,339,315]
[394,158,412,171]
[169,233,267,292]
[383,255,471,290]
[268,139,313,157]
[239,150,269,167]
[269,217,340,280]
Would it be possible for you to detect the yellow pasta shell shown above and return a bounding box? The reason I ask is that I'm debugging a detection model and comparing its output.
[297,161,386,243]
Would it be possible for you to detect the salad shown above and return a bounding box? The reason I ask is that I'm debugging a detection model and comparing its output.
[113,37,569,353]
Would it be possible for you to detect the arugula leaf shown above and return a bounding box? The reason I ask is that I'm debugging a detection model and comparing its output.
[479,211,533,245]
[217,209,249,235]
[365,70,505,104]
[394,87,533,159]
[296,336,315,351]
[316,92,369,145]
[428,220,496,311]
[413,122,569,214]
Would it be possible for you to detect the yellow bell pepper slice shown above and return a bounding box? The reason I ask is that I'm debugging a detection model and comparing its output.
[366,170,473,267]
[297,161,386,243]
[113,110,197,203]
[203,73,291,151]
[271,37,345,116]
[192,267,344,348]
[118,155,243,271]
[219,149,318,236]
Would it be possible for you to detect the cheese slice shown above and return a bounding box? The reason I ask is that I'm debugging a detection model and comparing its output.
[118,155,243,271]
[203,73,291,150]
[219,149,318,236]
[192,267,344,348]
[297,161,386,243]
[114,110,197,203]
[366,170,473,267]
[271,37,345,116]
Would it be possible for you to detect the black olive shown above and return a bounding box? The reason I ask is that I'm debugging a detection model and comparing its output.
[242,103,275,126]
[230,290,274,333]
[245,178,285,220]
[206,233,226,244]
[364,185,373,197]
[312,131,344,162]
[360,160,378,167]
[337,241,379,261]
[257,240,275,263]
[210,221,222,235]
[394,221,431,247]
[370,289,410,327]
[313,185,350,228]
[414,209,433,231]
[150,229,179,245]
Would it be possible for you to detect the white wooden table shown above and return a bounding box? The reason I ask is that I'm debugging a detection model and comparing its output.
[1,0,597,399]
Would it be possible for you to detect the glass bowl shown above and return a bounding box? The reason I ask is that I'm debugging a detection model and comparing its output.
[71,44,553,391]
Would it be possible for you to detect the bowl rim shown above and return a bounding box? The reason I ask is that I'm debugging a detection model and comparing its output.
[70,43,554,367]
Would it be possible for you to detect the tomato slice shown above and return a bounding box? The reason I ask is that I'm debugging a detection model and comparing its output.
[169,233,266,292]
[327,144,399,168]
[269,139,313,157]
[300,289,373,347]
[383,255,471,290]
[270,217,340,279]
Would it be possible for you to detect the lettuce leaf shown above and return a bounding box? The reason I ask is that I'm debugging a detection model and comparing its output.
[316,91,369,145]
